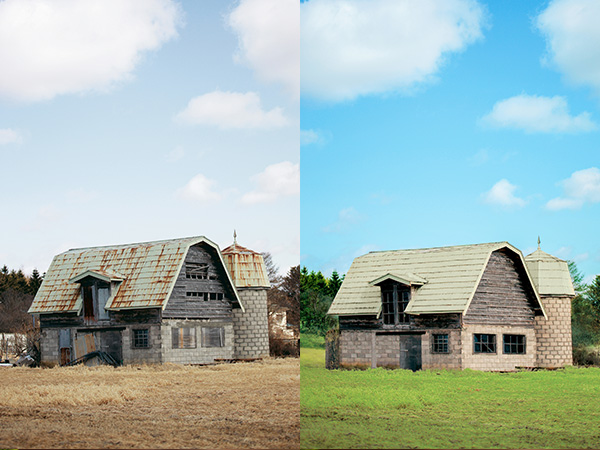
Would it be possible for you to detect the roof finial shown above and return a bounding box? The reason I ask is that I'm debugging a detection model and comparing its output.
[233,229,237,250]
[537,236,541,250]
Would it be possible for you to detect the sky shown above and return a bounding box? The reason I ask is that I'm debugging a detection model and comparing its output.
[0,0,299,276]
[301,0,600,283]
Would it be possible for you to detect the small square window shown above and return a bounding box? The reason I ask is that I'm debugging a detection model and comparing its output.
[503,334,526,354]
[133,329,149,348]
[432,334,449,353]
[474,334,496,353]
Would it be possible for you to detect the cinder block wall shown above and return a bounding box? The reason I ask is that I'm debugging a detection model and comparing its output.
[40,328,60,366]
[232,288,269,358]
[461,325,536,371]
[375,334,401,367]
[534,296,573,367]
[161,319,234,364]
[122,325,162,364]
[421,329,462,370]
[339,330,374,366]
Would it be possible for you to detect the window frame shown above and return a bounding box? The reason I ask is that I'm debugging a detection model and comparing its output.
[503,334,526,355]
[381,282,410,325]
[431,333,449,354]
[132,328,150,349]
[172,327,197,349]
[473,333,496,354]
[201,327,225,348]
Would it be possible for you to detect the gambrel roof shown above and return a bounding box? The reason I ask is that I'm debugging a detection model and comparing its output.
[28,236,241,314]
[328,242,546,317]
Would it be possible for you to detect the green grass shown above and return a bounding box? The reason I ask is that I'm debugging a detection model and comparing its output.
[300,332,325,349]
[301,348,600,449]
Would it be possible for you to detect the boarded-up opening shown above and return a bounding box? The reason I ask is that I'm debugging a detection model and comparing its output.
[59,329,72,366]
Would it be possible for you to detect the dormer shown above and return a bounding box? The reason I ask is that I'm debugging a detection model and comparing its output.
[69,269,125,324]
[369,272,428,325]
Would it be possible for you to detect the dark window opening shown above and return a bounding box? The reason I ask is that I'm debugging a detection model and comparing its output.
[381,283,410,325]
[81,280,110,323]
[172,327,196,349]
[202,327,225,347]
[133,329,149,349]
[474,334,496,353]
[185,292,223,300]
[503,334,526,354]
[432,334,449,353]
[185,263,209,280]
[83,285,94,321]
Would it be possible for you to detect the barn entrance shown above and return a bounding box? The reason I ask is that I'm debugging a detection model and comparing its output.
[375,332,422,371]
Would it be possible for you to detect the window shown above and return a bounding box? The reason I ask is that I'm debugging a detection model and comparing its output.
[133,329,149,349]
[82,281,110,323]
[381,283,410,325]
[172,327,196,349]
[185,292,223,300]
[201,327,225,347]
[185,263,208,279]
[503,334,526,354]
[432,334,449,353]
[474,334,496,353]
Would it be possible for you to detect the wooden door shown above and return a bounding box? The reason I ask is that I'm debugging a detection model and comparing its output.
[399,335,421,371]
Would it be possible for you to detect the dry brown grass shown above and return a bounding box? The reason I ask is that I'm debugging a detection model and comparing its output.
[0,358,299,449]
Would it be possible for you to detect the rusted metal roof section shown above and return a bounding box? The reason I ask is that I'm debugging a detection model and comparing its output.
[222,242,270,288]
[329,242,545,317]
[29,236,241,314]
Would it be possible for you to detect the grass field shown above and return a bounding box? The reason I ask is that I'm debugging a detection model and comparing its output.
[301,347,600,449]
[0,358,299,449]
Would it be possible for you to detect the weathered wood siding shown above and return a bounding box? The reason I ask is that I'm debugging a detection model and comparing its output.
[162,243,236,320]
[39,308,161,328]
[339,312,461,330]
[463,249,538,326]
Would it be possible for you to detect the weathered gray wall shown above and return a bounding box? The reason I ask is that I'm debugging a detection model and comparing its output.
[161,319,234,364]
[534,296,573,367]
[420,329,462,370]
[232,288,270,358]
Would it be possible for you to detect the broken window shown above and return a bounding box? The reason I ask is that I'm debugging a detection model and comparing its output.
[474,334,496,353]
[202,327,225,347]
[432,334,449,353]
[185,263,209,280]
[172,327,196,349]
[132,329,149,349]
[381,283,410,325]
[81,280,110,323]
[185,292,224,300]
[503,334,525,354]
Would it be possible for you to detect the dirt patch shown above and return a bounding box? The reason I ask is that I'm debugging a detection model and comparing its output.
[0,358,299,449]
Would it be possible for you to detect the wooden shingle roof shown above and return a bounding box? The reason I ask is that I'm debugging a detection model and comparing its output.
[328,242,545,316]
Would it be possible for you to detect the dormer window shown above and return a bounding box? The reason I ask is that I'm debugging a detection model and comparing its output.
[381,282,410,325]
[69,269,124,325]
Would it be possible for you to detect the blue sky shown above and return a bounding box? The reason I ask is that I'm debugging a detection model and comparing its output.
[0,0,299,275]
[301,0,600,282]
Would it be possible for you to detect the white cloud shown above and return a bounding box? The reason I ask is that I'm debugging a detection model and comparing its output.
[0,0,182,102]
[300,129,330,146]
[481,94,596,133]
[322,207,364,233]
[177,174,222,203]
[546,167,600,210]
[166,146,185,162]
[0,128,22,145]
[537,0,600,93]
[175,91,288,129]
[483,179,527,208]
[301,0,486,101]
[241,161,299,204]
[229,0,299,98]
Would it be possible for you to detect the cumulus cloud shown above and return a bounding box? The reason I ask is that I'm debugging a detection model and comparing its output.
[301,0,486,101]
[546,167,600,210]
[482,179,527,208]
[481,94,596,133]
[537,0,600,93]
[0,128,22,145]
[175,91,288,129]
[177,174,222,203]
[322,207,364,233]
[229,0,299,98]
[0,0,182,102]
[241,161,299,204]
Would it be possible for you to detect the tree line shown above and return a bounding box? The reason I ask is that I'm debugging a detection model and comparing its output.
[0,266,43,333]
[300,267,343,335]
[569,262,600,347]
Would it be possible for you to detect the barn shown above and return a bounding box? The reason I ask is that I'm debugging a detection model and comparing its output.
[328,241,574,371]
[28,235,270,366]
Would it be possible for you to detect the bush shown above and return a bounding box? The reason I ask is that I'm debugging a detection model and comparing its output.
[573,345,600,366]
[300,333,325,349]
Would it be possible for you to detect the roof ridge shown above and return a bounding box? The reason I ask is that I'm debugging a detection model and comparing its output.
[365,241,509,255]
[62,235,208,253]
